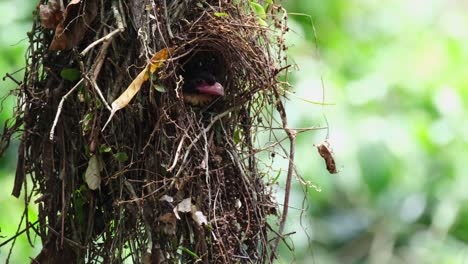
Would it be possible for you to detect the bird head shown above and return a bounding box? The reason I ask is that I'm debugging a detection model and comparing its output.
[184,71,224,96]
[182,70,225,106]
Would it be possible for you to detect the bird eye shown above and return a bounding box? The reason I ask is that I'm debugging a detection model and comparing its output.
[195,79,204,85]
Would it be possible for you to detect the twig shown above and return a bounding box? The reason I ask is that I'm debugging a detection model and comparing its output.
[175,107,238,178]
[80,28,123,56]
[0,220,39,248]
[270,91,297,261]
[85,75,112,111]
[49,78,84,140]
[2,73,22,85]
[46,225,87,249]
[80,0,125,56]
[166,135,187,172]
[123,180,153,255]
[163,0,174,39]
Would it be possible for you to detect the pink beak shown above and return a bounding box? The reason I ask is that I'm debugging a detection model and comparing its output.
[196,82,225,96]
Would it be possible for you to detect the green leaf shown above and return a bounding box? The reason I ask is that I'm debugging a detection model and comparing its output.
[214,12,229,17]
[114,152,128,162]
[60,68,81,81]
[81,113,93,134]
[271,168,282,184]
[74,188,85,225]
[178,246,200,259]
[257,18,268,27]
[99,145,112,153]
[250,1,266,19]
[233,129,241,144]
[153,84,167,93]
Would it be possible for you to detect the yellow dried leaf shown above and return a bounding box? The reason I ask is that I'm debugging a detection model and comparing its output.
[102,68,148,131]
[149,47,175,73]
[101,47,175,131]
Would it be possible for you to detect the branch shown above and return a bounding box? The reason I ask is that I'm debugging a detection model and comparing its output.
[49,78,84,140]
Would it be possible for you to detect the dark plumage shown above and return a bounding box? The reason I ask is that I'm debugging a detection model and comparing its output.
[179,51,226,106]
[182,70,224,106]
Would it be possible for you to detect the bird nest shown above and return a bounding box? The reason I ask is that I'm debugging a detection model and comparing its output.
[1,0,295,263]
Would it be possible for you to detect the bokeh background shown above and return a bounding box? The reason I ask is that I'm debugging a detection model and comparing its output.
[1,0,468,263]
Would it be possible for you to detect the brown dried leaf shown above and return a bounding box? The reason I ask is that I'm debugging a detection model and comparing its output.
[50,0,98,51]
[316,141,338,174]
[39,0,64,29]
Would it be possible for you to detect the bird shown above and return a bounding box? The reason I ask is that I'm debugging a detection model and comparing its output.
[179,51,226,106]
[182,70,225,106]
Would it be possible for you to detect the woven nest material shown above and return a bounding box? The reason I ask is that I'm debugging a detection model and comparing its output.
[1,0,294,263]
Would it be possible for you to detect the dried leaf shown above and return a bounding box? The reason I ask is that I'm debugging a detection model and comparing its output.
[49,0,98,50]
[148,47,175,74]
[191,210,208,226]
[316,141,337,174]
[102,48,174,131]
[102,68,148,131]
[84,155,103,190]
[160,195,174,203]
[173,198,192,220]
[39,0,64,29]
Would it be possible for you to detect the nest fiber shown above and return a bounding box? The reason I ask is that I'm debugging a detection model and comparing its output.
[0,0,294,263]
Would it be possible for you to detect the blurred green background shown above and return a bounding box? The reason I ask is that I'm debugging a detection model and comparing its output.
[1,0,468,263]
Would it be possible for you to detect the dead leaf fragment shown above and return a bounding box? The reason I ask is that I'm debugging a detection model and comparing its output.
[39,0,64,29]
[159,194,174,203]
[49,0,98,50]
[148,47,175,74]
[191,210,208,226]
[316,141,337,174]
[102,48,174,131]
[173,198,192,220]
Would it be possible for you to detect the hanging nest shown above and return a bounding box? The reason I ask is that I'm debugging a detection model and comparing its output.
[1,0,295,263]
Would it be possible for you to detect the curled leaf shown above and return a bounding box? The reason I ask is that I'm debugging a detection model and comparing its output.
[316,141,337,174]
[49,0,98,50]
